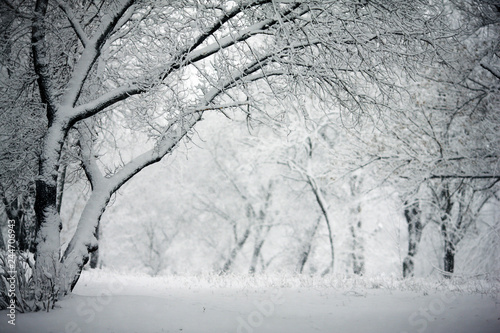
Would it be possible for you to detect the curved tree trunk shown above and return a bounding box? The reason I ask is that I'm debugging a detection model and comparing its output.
[307,177,334,275]
[60,189,110,293]
[297,216,321,274]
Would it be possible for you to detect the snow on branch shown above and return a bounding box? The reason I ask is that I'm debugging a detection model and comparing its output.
[68,2,310,124]
[32,0,56,118]
[91,0,136,48]
[187,0,275,53]
[69,84,144,125]
[77,123,105,191]
[185,4,308,69]
[69,37,290,125]
[60,0,136,109]
[54,0,89,47]
[98,48,282,195]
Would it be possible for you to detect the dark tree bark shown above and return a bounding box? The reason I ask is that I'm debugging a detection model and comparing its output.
[1,192,33,252]
[248,237,265,275]
[297,216,321,274]
[220,227,251,274]
[248,185,273,275]
[430,179,495,279]
[350,219,365,276]
[438,185,455,278]
[0,220,5,250]
[441,223,455,278]
[347,176,364,276]
[248,225,271,274]
[402,200,423,278]
[308,177,335,276]
[89,222,100,269]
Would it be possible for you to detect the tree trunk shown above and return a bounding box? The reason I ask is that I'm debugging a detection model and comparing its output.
[220,228,251,274]
[438,184,454,279]
[297,216,321,274]
[443,241,455,277]
[12,201,27,252]
[248,225,271,274]
[0,223,5,250]
[441,223,455,278]
[56,164,67,214]
[33,181,62,307]
[402,201,423,278]
[60,189,110,293]
[33,122,67,309]
[350,218,364,276]
[248,239,265,275]
[89,222,100,269]
[307,177,334,275]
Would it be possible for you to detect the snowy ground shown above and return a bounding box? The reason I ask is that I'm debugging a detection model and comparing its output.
[1,270,499,333]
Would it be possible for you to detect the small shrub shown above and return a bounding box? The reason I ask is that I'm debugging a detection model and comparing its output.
[0,250,36,312]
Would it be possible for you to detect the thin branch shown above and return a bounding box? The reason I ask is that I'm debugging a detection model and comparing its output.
[187,0,275,53]
[429,175,500,179]
[480,61,500,81]
[77,122,104,190]
[69,3,309,123]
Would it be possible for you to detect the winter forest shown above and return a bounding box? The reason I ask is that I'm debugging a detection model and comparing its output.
[0,0,499,332]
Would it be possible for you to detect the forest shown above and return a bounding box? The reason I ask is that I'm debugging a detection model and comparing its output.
[0,0,499,332]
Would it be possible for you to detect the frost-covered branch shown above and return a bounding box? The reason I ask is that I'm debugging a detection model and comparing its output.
[284,151,335,274]
[60,0,135,108]
[187,0,275,53]
[77,124,104,190]
[178,2,307,71]
[69,2,307,123]
[32,0,56,119]
[54,0,89,47]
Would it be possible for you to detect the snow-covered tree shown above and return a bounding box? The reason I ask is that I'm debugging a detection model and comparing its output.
[282,119,337,275]
[1,0,459,310]
[345,1,500,277]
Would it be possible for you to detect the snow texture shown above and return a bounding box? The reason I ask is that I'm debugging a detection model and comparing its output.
[1,270,498,333]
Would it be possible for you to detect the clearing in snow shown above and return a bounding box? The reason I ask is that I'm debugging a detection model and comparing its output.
[0,270,498,333]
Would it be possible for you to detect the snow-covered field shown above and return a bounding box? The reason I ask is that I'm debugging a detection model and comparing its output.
[1,270,499,333]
